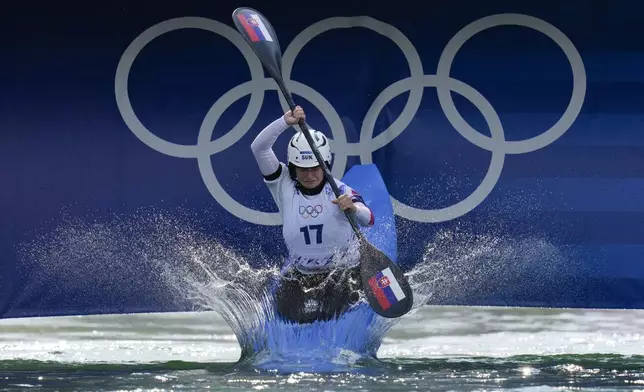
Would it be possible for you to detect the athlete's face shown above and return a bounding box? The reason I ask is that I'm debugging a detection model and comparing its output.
[296,166,324,189]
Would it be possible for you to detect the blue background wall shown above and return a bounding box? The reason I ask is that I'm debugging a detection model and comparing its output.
[2,0,643,318]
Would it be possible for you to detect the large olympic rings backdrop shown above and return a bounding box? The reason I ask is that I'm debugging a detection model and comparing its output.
[114,13,587,226]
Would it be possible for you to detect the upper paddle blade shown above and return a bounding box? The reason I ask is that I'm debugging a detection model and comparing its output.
[232,7,283,81]
[359,241,414,318]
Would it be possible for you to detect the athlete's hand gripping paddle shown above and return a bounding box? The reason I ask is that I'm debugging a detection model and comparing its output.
[232,7,413,318]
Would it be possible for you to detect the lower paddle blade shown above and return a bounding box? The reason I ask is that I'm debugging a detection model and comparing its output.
[359,241,413,318]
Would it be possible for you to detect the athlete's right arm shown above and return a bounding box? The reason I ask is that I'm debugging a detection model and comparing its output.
[250,116,290,181]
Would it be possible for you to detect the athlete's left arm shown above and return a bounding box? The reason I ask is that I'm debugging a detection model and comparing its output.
[333,184,375,226]
[353,202,375,227]
[347,189,375,227]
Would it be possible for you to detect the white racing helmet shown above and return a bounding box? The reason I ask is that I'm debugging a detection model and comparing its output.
[287,129,332,169]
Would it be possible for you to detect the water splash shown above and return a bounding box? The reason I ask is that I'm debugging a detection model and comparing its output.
[16,208,401,371]
[15,207,570,371]
[405,223,573,305]
[158,228,400,372]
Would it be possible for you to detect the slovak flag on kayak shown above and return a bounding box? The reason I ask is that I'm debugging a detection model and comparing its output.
[236,12,274,42]
[368,267,406,310]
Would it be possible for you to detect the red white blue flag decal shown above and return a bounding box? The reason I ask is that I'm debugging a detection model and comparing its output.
[368,267,407,310]
[235,12,274,42]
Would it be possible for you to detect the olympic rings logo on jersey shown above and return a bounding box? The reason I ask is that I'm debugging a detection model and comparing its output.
[299,205,323,219]
[115,13,586,226]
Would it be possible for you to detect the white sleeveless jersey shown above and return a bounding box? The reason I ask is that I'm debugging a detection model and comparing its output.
[264,163,365,274]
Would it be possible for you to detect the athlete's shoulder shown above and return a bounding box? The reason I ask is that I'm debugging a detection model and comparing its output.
[263,163,296,209]
[322,178,348,198]
[329,178,367,204]
[330,178,351,193]
[264,162,293,184]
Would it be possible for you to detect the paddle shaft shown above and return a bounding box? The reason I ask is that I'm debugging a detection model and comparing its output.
[232,8,413,318]
[274,79,364,240]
